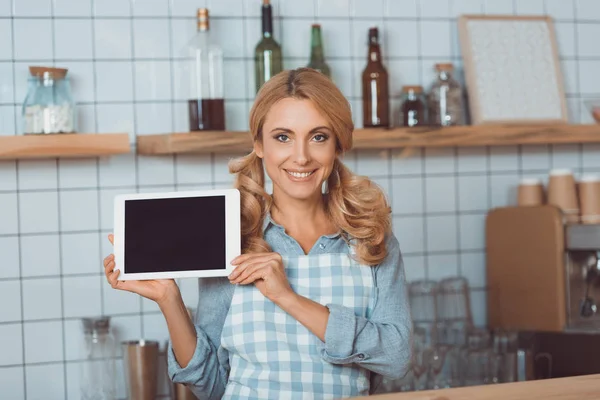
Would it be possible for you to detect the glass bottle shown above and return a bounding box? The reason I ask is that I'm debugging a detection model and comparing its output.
[306,24,330,78]
[80,317,116,400]
[22,67,76,134]
[185,8,225,131]
[254,0,282,93]
[361,27,389,128]
[401,85,426,127]
[427,63,464,126]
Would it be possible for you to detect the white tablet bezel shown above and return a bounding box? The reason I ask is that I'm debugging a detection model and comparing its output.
[113,189,240,281]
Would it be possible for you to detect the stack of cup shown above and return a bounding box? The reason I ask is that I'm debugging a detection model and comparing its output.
[546,169,580,224]
[579,175,600,224]
[517,178,545,206]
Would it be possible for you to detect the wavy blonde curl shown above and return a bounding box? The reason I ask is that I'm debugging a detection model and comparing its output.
[228,68,391,266]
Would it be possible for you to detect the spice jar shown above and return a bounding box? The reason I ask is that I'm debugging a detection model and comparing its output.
[400,85,426,127]
[427,63,464,126]
[22,66,77,134]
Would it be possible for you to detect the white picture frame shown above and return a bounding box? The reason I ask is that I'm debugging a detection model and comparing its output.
[113,189,240,281]
[458,15,568,125]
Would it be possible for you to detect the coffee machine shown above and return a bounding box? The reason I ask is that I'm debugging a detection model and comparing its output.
[486,205,600,379]
[565,224,600,329]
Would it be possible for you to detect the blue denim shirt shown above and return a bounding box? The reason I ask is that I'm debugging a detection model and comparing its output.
[167,214,412,399]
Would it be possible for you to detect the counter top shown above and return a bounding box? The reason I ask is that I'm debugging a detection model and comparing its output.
[353,374,600,399]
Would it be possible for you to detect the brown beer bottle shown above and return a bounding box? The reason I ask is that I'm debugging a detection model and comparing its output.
[361,27,389,128]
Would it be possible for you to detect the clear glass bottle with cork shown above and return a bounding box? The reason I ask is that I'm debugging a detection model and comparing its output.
[22,66,77,134]
[427,63,464,126]
[184,8,225,131]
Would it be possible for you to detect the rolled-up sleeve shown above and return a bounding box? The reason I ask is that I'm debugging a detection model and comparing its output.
[316,234,413,380]
[167,277,233,400]
[167,325,228,399]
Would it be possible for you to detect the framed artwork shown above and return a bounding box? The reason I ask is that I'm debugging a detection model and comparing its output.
[458,15,568,125]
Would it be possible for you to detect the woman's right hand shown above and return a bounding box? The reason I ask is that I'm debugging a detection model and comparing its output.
[103,234,180,306]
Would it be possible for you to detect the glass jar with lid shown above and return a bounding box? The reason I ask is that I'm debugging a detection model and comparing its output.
[22,66,77,134]
[427,63,464,126]
[400,85,426,127]
[80,317,117,400]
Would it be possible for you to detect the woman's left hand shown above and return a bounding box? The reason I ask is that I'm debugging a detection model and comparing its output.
[229,252,295,304]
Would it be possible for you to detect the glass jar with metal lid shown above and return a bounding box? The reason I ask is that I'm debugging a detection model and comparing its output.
[80,317,116,400]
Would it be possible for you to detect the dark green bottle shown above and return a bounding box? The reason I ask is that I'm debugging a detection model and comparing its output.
[254,0,282,93]
[306,24,330,78]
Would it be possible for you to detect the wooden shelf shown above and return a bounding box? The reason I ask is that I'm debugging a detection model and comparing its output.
[136,124,600,155]
[0,133,131,160]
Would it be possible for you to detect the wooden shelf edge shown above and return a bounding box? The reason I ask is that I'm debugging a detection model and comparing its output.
[355,124,600,148]
[137,131,252,155]
[135,124,600,155]
[0,133,131,160]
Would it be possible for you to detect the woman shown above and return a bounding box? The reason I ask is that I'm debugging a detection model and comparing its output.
[103,68,412,399]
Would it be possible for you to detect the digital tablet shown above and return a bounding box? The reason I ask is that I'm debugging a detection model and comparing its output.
[113,189,240,281]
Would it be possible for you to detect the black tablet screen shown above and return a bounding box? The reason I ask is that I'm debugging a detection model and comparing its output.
[124,196,226,274]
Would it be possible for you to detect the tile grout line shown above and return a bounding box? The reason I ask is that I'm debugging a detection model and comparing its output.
[6,14,600,22]
[168,0,182,299]
[49,0,70,395]
[15,160,27,399]
[448,0,463,279]
[454,146,463,277]
[3,165,600,197]
[414,0,429,279]
[90,0,106,320]
[0,207,496,239]
[7,3,29,397]
[572,0,585,172]
[0,86,596,109]
[168,0,178,197]
[0,245,489,282]
[128,0,146,338]
[0,309,166,325]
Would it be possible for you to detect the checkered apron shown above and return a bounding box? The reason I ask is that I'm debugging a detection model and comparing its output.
[220,252,375,400]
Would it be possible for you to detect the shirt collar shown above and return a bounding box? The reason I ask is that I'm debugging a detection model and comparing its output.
[262,212,276,233]
[262,211,342,239]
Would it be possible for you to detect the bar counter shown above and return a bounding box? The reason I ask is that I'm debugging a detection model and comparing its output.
[352,374,600,399]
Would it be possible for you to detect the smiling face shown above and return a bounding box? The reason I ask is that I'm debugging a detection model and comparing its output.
[254,97,337,203]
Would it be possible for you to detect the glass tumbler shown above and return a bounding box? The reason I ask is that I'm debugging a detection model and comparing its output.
[463,329,493,387]
[409,280,439,323]
[412,326,434,391]
[437,277,472,322]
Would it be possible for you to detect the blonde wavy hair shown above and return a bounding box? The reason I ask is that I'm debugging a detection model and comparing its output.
[228,68,391,266]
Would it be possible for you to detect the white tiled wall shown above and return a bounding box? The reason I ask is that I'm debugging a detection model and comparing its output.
[1,0,600,398]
